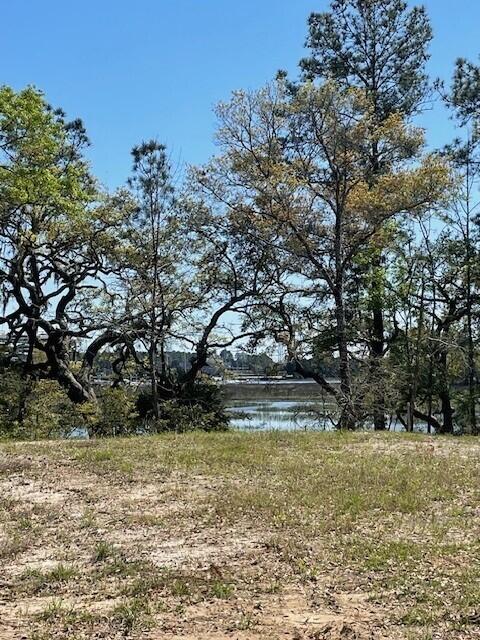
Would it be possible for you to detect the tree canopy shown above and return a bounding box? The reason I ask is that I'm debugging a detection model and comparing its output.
[1,1,480,436]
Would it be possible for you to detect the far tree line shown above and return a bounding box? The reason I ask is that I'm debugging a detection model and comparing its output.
[1,0,480,436]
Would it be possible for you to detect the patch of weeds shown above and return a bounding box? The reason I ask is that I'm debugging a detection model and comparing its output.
[117,461,134,475]
[294,557,319,583]
[400,605,439,627]
[16,513,34,531]
[18,564,78,594]
[36,599,67,622]
[454,567,480,608]
[80,508,96,529]
[100,557,152,579]
[0,458,32,475]
[49,563,77,582]
[265,579,282,594]
[122,572,166,597]
[0,531,30,558]
[75,446,116,470]
[170,577,192,598]
[111,597,153,634]
[234,612,255,631]
[345,539,423,572]
[90,449,114,463]
[126,512,164,527]
[36,599,90,624]
[210,580,234,599]
[92,540,116,562]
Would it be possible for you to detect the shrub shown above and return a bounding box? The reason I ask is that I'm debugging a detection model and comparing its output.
[137,377,229,433]
[0,366,81,440]
[93,388,139,437]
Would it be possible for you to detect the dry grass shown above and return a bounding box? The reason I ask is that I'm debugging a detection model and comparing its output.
[0,431,479,639]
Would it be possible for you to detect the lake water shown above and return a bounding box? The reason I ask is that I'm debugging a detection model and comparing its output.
[226,399,433,433]
[227,399,343,431]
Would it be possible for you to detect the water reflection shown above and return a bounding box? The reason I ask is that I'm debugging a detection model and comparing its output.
[227,400,334,431]
[227,400,433,433]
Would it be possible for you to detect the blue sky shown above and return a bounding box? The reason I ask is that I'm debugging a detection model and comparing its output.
[3,1,480,189]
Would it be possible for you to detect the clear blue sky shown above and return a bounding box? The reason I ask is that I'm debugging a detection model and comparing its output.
[3,1,480,189]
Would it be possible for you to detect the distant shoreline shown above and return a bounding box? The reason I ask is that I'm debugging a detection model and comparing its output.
[221,379,339,400]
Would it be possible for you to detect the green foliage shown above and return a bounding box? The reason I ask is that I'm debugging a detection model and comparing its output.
[137,378,229,433]
[300,0,432,119]
[23,382,77,439]
[452,389,480,435]
[156,399,228,433]
[111,597,152,633]
[0,369,229,439]
[93,388,139,437]
[210,581,234,599]
[451,57,480,124]
[0,365,25,438]
[0,85,132,408]
[92,540,116,563]
[0,367,80,440]
[0,85,97,237]
[19,565,78,595]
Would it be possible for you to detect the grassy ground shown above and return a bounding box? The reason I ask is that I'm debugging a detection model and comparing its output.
[0,431,479,639]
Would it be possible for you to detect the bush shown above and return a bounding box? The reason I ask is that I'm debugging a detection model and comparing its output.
[0,369,80,440]
[93,388,139,437]
[136,377,229,433]
[451,389,479,435]
[0,359,228,439]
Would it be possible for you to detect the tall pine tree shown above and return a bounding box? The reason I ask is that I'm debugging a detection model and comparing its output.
[300,0,432,430]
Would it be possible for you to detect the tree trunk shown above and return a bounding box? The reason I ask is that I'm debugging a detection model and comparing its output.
[439,389,454,434]
[369,140,386,431]
[435,334,454,434]
[335,291,356,430]
[149,342,160,420]
[371,303,386,430]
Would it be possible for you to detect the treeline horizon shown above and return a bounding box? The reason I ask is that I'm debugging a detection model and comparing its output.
[1,0,480,437]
